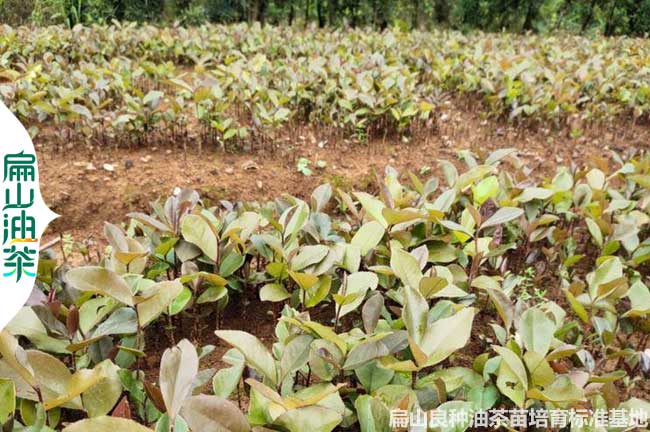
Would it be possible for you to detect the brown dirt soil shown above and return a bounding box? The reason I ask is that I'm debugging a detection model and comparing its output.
[38,106,650,249]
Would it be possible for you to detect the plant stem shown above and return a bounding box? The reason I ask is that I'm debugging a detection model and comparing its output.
[167,313,176,345]
[334,272,347,332]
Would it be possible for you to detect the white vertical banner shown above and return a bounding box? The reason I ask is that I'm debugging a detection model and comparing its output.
[0,101,58,331]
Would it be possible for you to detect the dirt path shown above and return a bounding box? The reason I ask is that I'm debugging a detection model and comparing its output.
[37,108,650,251]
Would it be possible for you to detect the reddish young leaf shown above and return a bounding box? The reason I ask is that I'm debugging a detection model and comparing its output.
[111,395,132,419]
[144,382,167,413]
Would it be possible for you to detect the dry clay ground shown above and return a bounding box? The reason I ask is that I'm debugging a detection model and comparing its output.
[34,108,650,386]
[38,108,650,247]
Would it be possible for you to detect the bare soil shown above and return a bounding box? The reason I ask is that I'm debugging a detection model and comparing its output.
[38,108,650,248]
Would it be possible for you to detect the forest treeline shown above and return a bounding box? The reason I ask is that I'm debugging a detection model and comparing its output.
[1,0,650,36]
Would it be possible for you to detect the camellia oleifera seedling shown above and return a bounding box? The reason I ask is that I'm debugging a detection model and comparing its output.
[1,24,650,151]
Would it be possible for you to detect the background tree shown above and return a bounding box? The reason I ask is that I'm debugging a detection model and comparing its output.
[4,0,650,36]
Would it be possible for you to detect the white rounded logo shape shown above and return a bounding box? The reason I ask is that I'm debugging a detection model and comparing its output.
[0,101,58,331]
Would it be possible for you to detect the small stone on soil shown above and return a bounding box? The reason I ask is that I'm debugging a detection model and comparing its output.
[241,160,259,170]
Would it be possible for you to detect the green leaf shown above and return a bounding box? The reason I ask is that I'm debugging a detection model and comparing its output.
[293,320,347,355]
[390,247,423,290]
[432,189,457,212]
[0,378,15,424]
[419,307,476,367]
[526,376,585,403]
[0,331,35,388]
[343,339,390,371]
[351,221,385,256]
[309,340,343,381]
[280,201,310,241]
[472,176,499,205]
[19,400,48,431]
[455,165,494,191]
[305,276,332,308]
[439,220,474,238]
[63,417,154,431]
[354,395,390,432]
[402,286,429,346]
[564,289,589,323]
[619,398,650,427]
[260,283,291,302]
[467,385,498,411]
[213,349,245,399]
[291,245,329,271]
[382,208,423,225]
[224,128,237,140]
[585,218,603,247]
[197,285,228,304]
[484,288,514,332]
[515,187,553,202]
[128,212,172,232]
[1,349,101,411]
[354,192,388,228]
[215,330,278,385]
[340,244,361,273]
[355,361,394,393]
[624,280,650,317]
[520,308,554,356]
[104,222,128,252]
[79,297,117,335]
[169,286,192,315]
[336,272,379,319]
[219,251,245,277]
[587,257,623,300]
[280,335,314,381]
[70,103,92,119]
[311,183,333,213]
[274,406,342,432]
[481,207,523,230]
[485,148,517,165]
[92,307,137,338]
[181,214,218,261]
[143,90,164,108]
[43,367,104,411]
[65,267,134,306]
[180,395,250,432]
[494,346,527,407]
[137,280,184,327]
[82,360,122,417]
[155,414,189,432]
[523,351,554,387]
[6,307,69,353]
[418,366,482,394]
[274,107,291,122]
[289,271,319,291]
[180,271,228,287]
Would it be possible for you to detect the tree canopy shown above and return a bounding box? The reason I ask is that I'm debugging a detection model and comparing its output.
[2,0,650,36]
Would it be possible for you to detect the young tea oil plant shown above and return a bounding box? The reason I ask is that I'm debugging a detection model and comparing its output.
[2,24,650,151]
[1,148,650,430]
